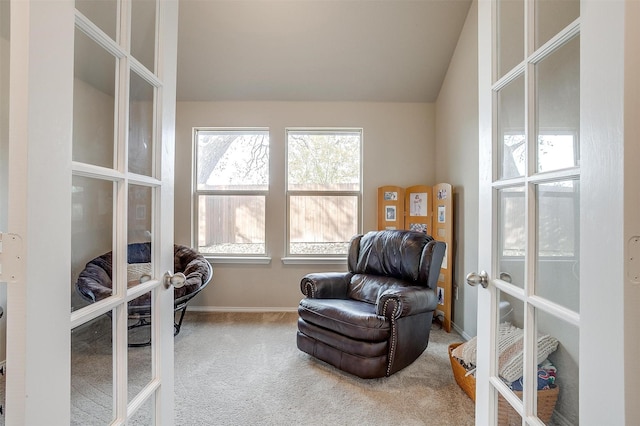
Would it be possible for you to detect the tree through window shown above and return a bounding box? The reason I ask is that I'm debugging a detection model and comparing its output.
[194,128,269,256]
[286,129,362,256]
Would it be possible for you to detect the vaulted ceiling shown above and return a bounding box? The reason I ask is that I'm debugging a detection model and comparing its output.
[176,0,472,103]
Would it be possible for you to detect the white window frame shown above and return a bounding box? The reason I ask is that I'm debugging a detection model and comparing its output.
[192,127,270,264]
[283,128,363,264]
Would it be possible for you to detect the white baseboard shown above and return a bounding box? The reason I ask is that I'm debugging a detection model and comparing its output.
[188,308,477,336]
[452,321,473,341]
[188,306,298,313]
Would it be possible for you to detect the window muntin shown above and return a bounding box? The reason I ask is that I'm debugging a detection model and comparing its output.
[286,129,362,257]
[194,129,269,256]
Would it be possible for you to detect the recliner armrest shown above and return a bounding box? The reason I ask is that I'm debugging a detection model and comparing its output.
[300,272,352,299]
[376,286,438,319]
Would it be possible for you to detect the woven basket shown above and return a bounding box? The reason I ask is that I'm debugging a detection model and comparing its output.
[448,343,559,425]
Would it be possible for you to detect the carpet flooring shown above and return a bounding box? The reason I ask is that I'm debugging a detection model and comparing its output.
[6,311,477,425]
[172,311,474,425]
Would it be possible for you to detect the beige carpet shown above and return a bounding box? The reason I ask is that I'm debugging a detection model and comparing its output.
[173,311,474,426]
[64,311,476,425]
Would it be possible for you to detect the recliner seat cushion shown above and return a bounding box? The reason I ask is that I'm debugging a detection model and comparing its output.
[297,319,388,358]
[296,332,388,379]
[298,298,390,342]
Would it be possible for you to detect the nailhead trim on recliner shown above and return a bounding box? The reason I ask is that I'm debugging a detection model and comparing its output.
[303,280,315,298]
[383,298,400,377]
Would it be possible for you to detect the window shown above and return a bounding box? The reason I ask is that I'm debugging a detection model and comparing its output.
[194,129,269,256]
[286,129,362,257]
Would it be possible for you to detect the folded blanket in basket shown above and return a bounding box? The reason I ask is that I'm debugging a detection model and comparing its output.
[450,322,559,383]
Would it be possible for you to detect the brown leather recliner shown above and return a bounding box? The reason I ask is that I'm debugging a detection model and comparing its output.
[296,230,446,379]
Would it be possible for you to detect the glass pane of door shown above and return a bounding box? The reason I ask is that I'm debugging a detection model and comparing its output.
[72,176,114,312]
[536,309,579,424]
[497,400,522,426]
[128,184,153,291]
[71,316,114,425]
[128,71,154,177]
[535,180,580,311]
[75,0,118,41]
[128,396,154,424]
[497,0,524,79]
[128,291,152,402]
[536,35,580,173]
[73,28,116,169]
[498,186,525,289]
[131,0,156,72]
[498,75,526,179]
[496,293,524,404]
[535,0,579,48]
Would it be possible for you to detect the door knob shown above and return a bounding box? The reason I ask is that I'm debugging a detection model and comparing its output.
[164,271,186,289]
[466,270,489,288]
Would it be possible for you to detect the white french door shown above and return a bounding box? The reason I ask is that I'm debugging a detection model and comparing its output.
[474,0,581,424]
[4,0,179,424]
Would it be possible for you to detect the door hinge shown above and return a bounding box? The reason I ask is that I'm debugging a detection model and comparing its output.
[0,233,24,283]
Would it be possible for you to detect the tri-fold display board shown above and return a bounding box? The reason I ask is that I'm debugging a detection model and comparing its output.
[377,184,453,332]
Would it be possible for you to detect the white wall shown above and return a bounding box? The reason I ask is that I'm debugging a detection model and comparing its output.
[435,1,479,338]
[175,101,436,309]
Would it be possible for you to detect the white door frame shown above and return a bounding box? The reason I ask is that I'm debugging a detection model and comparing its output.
[7,0,74,422]
[475,1,498,422]
[5,0,179,423]
[580,0,640,423]
[156,0,179,422]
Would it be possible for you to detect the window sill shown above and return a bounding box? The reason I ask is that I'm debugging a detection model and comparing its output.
[206,256,272,265]
[281,257,347,265]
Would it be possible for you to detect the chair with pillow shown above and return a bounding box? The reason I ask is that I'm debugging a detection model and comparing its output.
[76,243,213,346]
[296,229,446,378]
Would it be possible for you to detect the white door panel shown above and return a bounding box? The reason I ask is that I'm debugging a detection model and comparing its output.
[476,0,581,424]
[4,0,178,423]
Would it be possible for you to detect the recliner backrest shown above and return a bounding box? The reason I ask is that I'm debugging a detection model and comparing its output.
[346,230,444,304]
